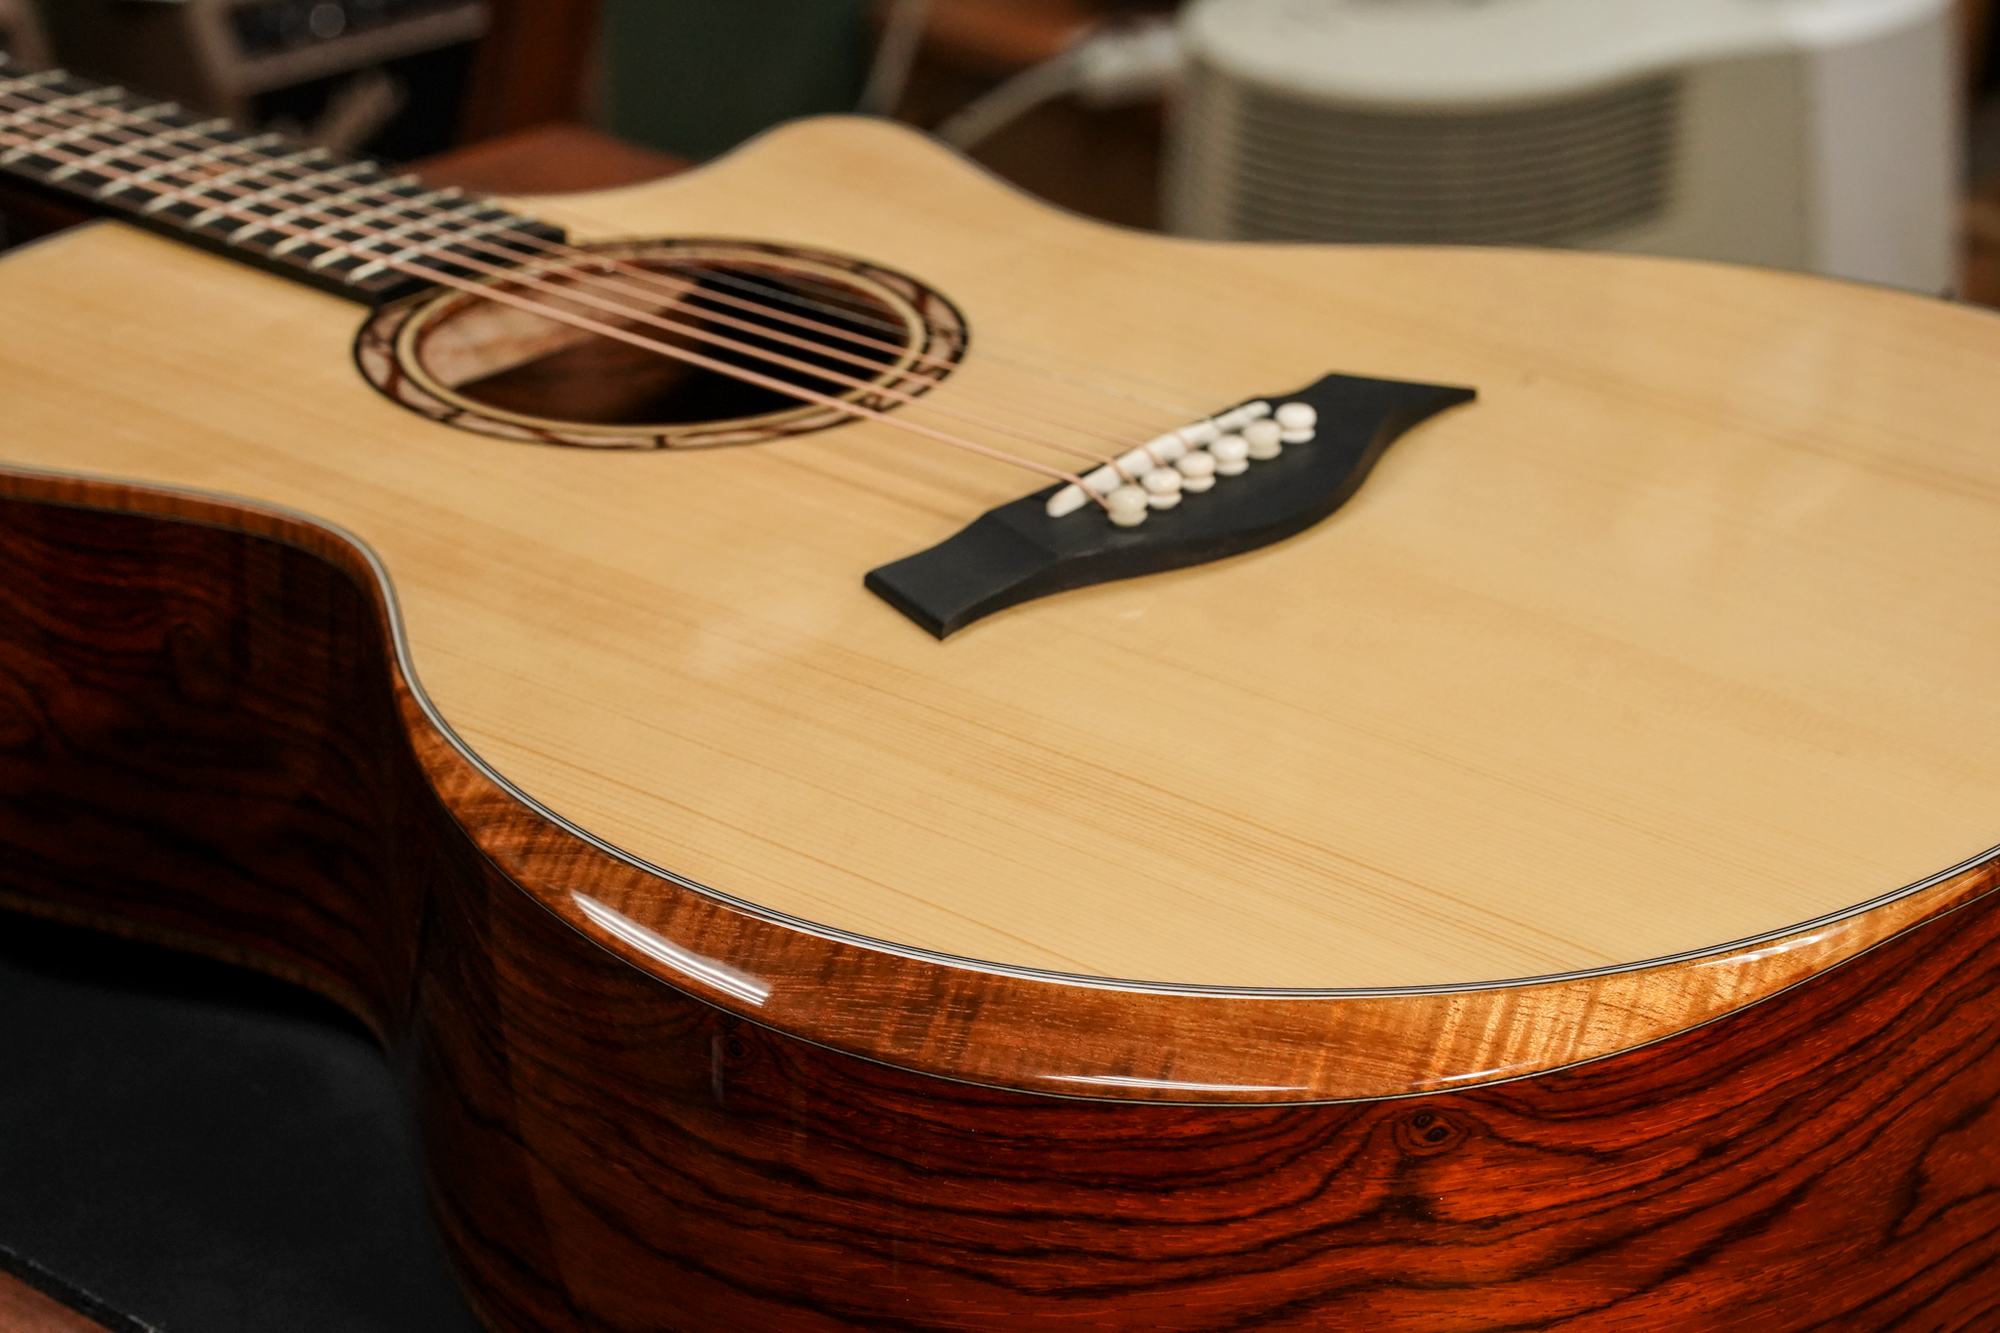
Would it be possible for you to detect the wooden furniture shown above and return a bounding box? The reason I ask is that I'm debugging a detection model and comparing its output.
[1972,186,2000,303]
[0,1270,121,1333]
[412,122,687,196]
[7,63,2000,1328]
[0,0,49,72]
[456,0,603,144]
[880,0,1170,229]
[1964,0,1996,87]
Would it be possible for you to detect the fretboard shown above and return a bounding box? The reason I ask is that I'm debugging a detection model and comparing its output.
[0,58,563,304]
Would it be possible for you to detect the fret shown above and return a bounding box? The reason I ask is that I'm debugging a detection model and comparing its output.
[271,183,444,256]
[0,85,122,137]
[121,132,281,204]
[161,147,326,220]
[345,214,531,282]
[0,100,178,167]
[320,198,476,266]
[0,68,65,99]
[220,160,376,240]
[50,115,220,184]
[0,63,565,305]
[322,199,493,272]
[240,171,415,247]
[190,149,338,227]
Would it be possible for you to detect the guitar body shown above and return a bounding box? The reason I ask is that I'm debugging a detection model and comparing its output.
[5,117,2000,1330]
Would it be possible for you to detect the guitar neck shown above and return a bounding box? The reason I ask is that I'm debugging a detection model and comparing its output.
[0,58,561,304]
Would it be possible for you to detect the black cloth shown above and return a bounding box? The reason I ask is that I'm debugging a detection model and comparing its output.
[0,910,482,1333]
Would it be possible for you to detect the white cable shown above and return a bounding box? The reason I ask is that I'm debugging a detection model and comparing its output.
[933,47,1084,150]
[932,19,1184,152]
[858,0,932,117]
[1073,19,1185,108]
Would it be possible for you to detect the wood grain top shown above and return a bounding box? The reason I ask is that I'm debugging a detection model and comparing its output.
[4,117,2000,993]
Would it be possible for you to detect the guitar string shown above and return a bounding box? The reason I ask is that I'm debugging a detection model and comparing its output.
[0,93,1116,496]
[96,77,1232,432]
[667,263,1213,419]
[650,268,1195,435]
[407,257,1149,467]
[171,125,1215,431]
[0,77,1274,495]
[506,185,1222,415]
[15,86,1247,467]
[0,92,1193,493]
[345,205,1185,444]
[61,107,1243,496]
[356,246,1128,470]
[527,215,1221,421]
[0,73,1201,452]
[0,91,1137,474]
[4,86,1234,482]
[404,220,1203,438]
[71,97,1194,440]
[0,66,1214,436]
[599,256,1214,422]
[473,232,1192,437]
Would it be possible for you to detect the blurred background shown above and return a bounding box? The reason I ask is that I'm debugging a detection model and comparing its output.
[1,0,1997,302]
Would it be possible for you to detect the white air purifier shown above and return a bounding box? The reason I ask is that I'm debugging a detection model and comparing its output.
[1166,0,1958,293]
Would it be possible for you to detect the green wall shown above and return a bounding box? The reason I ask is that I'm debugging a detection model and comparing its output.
[598,0,874,161]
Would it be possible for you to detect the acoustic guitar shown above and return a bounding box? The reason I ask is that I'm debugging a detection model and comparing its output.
[3,55,2000,1332]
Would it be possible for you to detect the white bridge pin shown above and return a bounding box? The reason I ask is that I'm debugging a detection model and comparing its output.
[1244,418,1283,460]
[1276,401,1317,445]
[1045,484,1090,517]
[1053,401,1310,522]
[1106,485,1150,526]
[1175,450,1217,492]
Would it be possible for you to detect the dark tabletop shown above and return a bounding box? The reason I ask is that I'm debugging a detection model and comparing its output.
[0,909,482,1333]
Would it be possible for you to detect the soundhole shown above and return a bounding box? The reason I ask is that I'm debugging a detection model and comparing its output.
[354,239,968,449]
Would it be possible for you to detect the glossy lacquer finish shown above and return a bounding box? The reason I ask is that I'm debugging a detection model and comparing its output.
[4,482,2000,1330]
